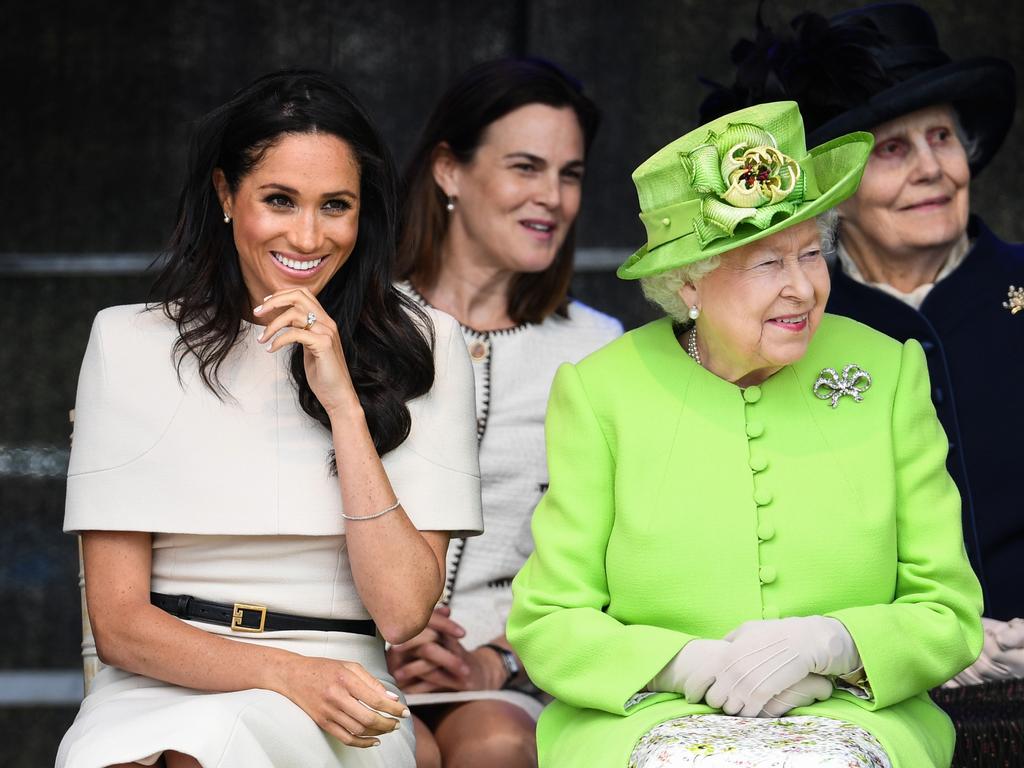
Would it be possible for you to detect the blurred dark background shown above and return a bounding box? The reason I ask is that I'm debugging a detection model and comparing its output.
[3,1,1021,764]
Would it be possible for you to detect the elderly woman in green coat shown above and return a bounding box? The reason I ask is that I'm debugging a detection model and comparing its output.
[507,101,983,768]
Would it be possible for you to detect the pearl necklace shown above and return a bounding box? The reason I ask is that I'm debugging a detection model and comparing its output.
[686,326,702,367]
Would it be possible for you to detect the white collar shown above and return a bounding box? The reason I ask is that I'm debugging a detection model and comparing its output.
[836,235,970,310]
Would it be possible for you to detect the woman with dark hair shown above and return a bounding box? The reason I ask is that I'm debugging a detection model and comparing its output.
[56,69,482,768]
[387,58,622,768]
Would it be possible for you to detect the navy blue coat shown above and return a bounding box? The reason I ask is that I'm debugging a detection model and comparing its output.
[826,216,1024,620]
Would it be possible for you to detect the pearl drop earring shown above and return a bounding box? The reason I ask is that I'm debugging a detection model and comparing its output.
[446,196,456,212]
[688,305,700,320]
[223,211,231,224]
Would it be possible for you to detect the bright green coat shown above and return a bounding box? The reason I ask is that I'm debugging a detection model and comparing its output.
[508,314,983,768]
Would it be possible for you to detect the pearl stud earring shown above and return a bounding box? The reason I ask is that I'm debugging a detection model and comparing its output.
[688,305,700,320]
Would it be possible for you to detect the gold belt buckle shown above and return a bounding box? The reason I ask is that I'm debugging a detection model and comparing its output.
[231,602,267,633]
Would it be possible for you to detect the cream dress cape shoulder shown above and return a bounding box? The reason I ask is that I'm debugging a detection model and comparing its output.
[64,303,483,537]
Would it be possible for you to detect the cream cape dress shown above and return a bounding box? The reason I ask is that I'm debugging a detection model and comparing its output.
[57,303,483,768]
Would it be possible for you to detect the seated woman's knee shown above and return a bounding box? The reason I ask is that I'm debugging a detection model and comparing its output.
[437,701,536,767]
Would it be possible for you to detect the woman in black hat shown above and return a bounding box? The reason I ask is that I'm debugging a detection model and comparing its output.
[700,1,1024,688]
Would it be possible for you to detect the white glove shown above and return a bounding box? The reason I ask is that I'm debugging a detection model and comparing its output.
[648,639,732,703]
[758,674,834,718]
[704,617,860,717]
[945,617,1024,687]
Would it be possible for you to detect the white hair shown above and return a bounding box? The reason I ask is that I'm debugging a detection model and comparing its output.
[950,108,982,167]
[640,211,839,324]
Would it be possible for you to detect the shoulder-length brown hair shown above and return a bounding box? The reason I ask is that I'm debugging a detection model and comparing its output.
[396,58,601,324]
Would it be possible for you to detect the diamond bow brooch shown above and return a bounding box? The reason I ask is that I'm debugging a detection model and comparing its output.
[813,364,872,409]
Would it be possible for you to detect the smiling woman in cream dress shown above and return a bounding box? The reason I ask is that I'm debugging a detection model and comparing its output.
[388,59,621,768]
[56,69,482,768]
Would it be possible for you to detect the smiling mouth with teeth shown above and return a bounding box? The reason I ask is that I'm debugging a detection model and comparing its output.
[272,252,324,271]
[522,222,554,232]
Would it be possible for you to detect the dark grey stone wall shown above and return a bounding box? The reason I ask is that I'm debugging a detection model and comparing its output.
[6,0,1022,255]
[2,1,1020,764]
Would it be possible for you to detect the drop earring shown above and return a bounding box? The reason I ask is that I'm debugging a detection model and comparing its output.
[688,305,700,320]
[445,196,456,212]
[223,211,231,224]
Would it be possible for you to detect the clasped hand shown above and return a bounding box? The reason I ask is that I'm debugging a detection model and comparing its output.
[386,606,509,693]
[945,616,1024,687]
[650,616,860,718]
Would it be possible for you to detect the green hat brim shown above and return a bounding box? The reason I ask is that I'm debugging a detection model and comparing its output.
[617,131,874,280]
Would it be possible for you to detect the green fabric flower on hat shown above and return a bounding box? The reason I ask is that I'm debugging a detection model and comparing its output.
[681,123,806,248]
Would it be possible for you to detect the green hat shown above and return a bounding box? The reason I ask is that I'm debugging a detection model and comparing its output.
[618,101,873,280]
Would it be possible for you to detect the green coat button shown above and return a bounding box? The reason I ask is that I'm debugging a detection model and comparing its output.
[759,565,777,584]
[746,421,764,438]
[757,522,775,541]
[754,489,773,506]
[743,386,762,403]
[749,454,768,472]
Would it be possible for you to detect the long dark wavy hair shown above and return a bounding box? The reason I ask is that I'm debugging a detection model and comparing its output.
[152,69,434,459]
[396,58,601,324]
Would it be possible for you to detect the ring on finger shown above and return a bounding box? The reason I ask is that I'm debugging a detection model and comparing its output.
[303,311,317,331]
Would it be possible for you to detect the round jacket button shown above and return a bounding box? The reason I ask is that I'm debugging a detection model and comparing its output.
[468,339,489,361]
[763,605,780,619]
[743,386,762,403]
[757,522,775,541]
[749,454,768,472]
[754,489,773,506]
[746,421,764,438]
[759,565,777,584]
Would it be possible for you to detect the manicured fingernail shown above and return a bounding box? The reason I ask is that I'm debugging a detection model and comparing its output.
[263,294,273,301]
[392,720,402,731]
[372,740,381,747]
[400,708,411,718]
[385,690,400,699]
[266,342,273,351]
[253,304,263,314]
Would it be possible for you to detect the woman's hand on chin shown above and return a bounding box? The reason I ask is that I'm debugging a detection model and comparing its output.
[276,654,410,748]
[254,287,361,417]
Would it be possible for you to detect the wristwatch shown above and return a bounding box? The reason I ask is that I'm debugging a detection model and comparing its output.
[482,643,520,687]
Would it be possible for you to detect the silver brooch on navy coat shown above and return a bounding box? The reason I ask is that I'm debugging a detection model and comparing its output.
[1004,285,1024,315]
[813,364,872,408]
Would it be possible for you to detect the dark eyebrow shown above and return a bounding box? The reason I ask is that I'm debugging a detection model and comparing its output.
[259,183,357,199]
[502,152,586,169]
[503,152,546,164]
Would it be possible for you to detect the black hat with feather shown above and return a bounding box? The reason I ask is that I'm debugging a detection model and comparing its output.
[699,2,1016,175]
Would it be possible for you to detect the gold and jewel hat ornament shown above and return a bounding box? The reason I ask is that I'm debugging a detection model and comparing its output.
[618,101,873,279]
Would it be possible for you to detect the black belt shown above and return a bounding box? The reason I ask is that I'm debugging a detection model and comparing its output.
[151,592,377,636]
